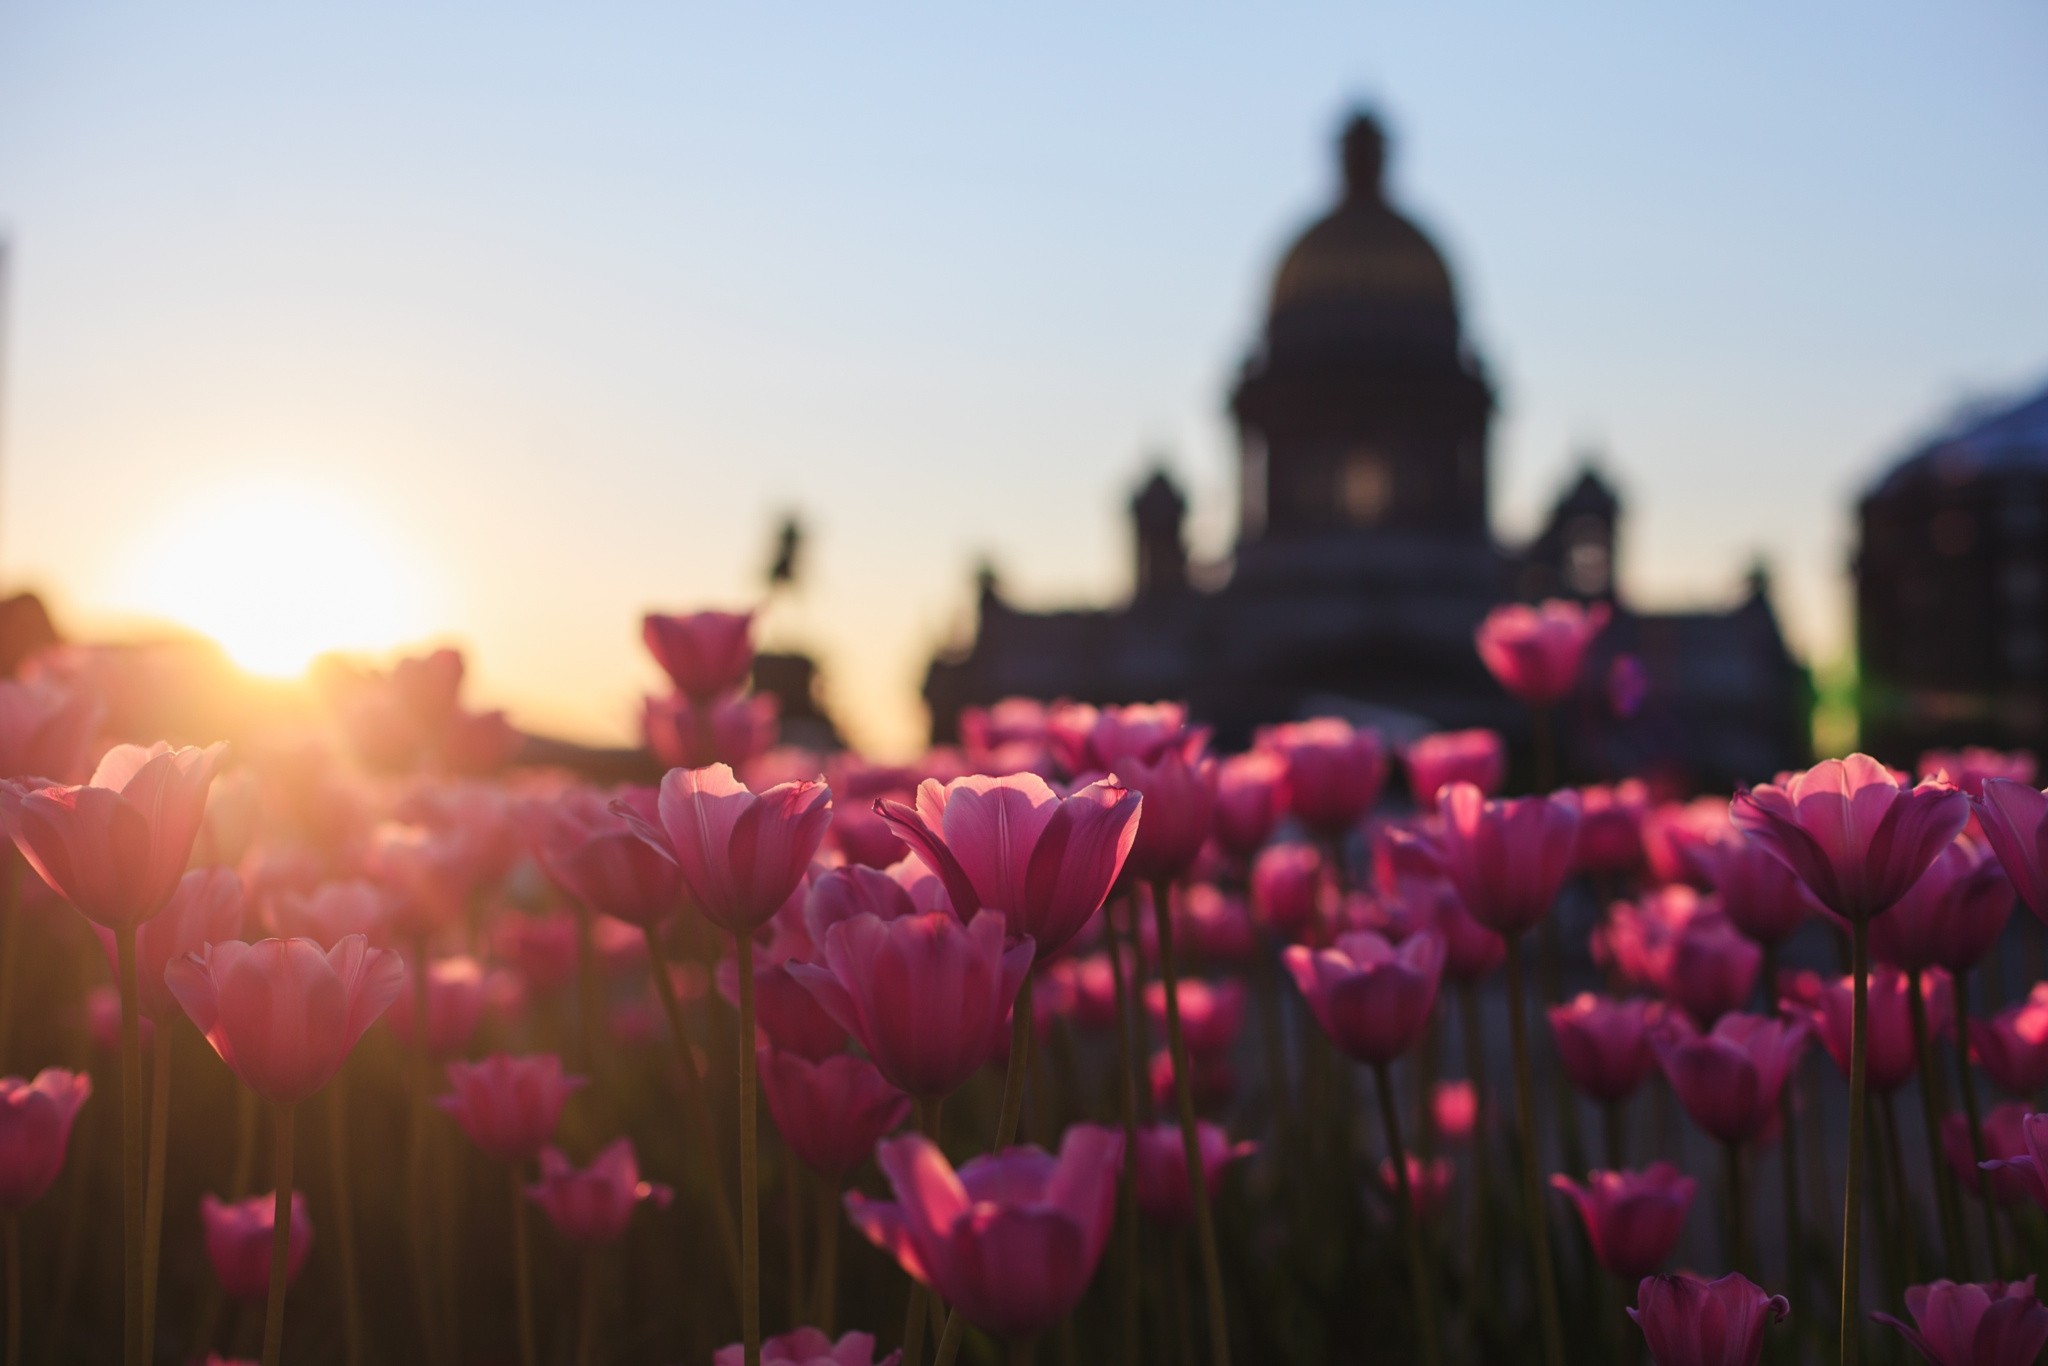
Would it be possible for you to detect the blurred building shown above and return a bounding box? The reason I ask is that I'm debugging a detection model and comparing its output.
[925,112,1810,787]
[1857,380,2048,759]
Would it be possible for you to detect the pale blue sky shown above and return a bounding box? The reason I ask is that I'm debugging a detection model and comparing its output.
[2,4,2045,754]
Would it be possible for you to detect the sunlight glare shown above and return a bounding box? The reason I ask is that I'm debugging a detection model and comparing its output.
[115,481,435,677]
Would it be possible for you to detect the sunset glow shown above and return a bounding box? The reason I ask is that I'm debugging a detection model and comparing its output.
[113,481,435,676]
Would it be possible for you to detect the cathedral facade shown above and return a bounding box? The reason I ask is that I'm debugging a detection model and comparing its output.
[925,114,1810,789]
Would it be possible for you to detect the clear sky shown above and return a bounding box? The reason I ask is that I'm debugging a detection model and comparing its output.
[2,3,2045,757]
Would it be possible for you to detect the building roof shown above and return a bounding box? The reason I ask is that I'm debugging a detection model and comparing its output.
[1868,377,2048,498]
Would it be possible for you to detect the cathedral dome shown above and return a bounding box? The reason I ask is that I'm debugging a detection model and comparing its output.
[1264,114,1461,358]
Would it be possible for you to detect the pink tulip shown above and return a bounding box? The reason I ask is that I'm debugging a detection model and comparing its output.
[0,741,225,929]
[1175,884,1258,963]
[1250,843,1323,939]
[846,1125,1123,1340]
[1284,930,1445,1064]
[1377,1154,1455,1221]
[1693,830,1822,947]
[1873,1277,2048,1366]
[368,822,480,941]
[1651,1012,1809,1145]
[1788,966,1928,1095]
[1548,994,1660,1103]
[201,1191,312,1303]
[715,1329,902,1366]
[1143,977,1245,1056]
[643,691,779,771]
[719,954,848,1061]
[528,1138,672,1244]
[0,677,100,783]
[90,867,244,1022]
[959,699,1051,757]
[1403,730,1505,812]
[1969,983,2048,1095]
[1943,1103,2037,1204]
[829,798,911,870]
[1049,952,1127,1032]
[1130,1121,1254,1225]
[1978,1111,2048,1213]
[615,763,830,935]
[1978,781,2048,928]
[269,880,389,948]
[534,787,682,929]
[1732,756,1970,922]
[385,955,487,1058]
[1475,599,1610,706]
[437,707,521,776]
[167,935,404,1104]
[1922,748,2037,798]
[1576,781,1649,876]
[1213,751,1287,859]
[791,909,1032,1098]
[0,1069,91,1210]
[758,1046,910,1179]
[1433,1080,1478,1141]
[803,862,945,944]
[878,772,1140,962]
[1257,718,1387,837]
[1664,913,1763,1029]
[1629,1272,1788,1366]
[1149,1047,1237,1112]
[1867,835,2013,973]
[83,985,134,1054]
[1119,747,1216,885]
[438,1053,585,1162]
[1551,1163,1697,1279]
[1436,893,1507,982]
[1641,796,1733,887]
[1433,783,1581,937]
[642,610,754,698]
[1083,702,1199,771]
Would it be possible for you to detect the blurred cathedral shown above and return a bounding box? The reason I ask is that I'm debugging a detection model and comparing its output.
[925,112,1810,788]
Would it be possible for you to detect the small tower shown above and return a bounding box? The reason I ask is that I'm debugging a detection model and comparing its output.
[1131,468,1190,600]
[1521,465,1621,603]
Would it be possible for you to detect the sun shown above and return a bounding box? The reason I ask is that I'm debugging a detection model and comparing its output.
[115,480,436,677]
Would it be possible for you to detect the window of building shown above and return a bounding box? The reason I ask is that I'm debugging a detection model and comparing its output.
[1341,450,1393,525]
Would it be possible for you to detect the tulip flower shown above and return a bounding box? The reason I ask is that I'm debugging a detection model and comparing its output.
[616,763,829,937]
[643,691,779,771]
[0,676,101,783]
[1641,796,1734,886]
[642,609,755,699]
[1212,750,1287,860]
[1147,1046,1237,1113]
[1118,747,1216,886]
[721,954,849,1061]
[1873,1277,2048,1366]
[1143,978,1245,1056]
[1551,1163,1697,1280]
[1432,783,1581,938]
[529,1138,673,1245]
[532,786,682,930]
[1576,781,1649,877]
[1284,930,1444,1066]
[1923,747,2037,796]
[0,1069,91,1210]
[1693,831,1821,947]
[1475,599,1610,707]
[1867,836,2013,974]
[1653,1012,1809,1146]
[385,956,488,1059]
[1256,718,1387,837]
[961,698,1052,758]
[1403,729,1504,811]
[1377,1154,1455,1221]
[1629,1272,1788,1366]
[269,880,389,948]
[845,1126,1123,1343]
[1433,1080,1477,1142]
[1978,1111,2048,1214]
[1548,994,1660,1105]
[1789,966,1927,1095]
[90,867,245,1023]
[1131,1121,1254,1225]
[758,1047,910,1179]
[714,1330,902,1366]
[201,1192,312,1303]
[439,1054,586,1163]
[791,909,1031,1100]
[1943,1103,2036,1205]
[1175,884,1258,963]
[1249,843,1323,940]
[1969,984,2048,1095]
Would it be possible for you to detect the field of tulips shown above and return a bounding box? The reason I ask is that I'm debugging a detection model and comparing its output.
[0,600,2044,1366]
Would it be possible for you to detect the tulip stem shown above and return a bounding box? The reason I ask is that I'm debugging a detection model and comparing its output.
[327,1075,364,1366]
[1153,880,1231,1366]
[1905,972,1969,1279]
[574,1250,602,1366]
[1602,1099,1624,1170]
[1373,1061,1442,1366]
[813,1176,840,1335]
[1878,1091,1919,1289]
[1458,983,1498,1321]
[509,1164,537,1366]
[993,967,1036,1150]
[785,1155,808,1328]
[1949,971,2005,1273]
[1724,1139,1751,1278]
[1105,898,1142,1365]
[735,933,762,1366]
[141,1023,171,1355]
[642,924,743,1286]
[1503,939,1565,1366]
[114,924,146,1366]
[1839,918,1868,1366]
[1763,940,1806,1332]
[4,1213,20,1366]
[262,1102,297,1366]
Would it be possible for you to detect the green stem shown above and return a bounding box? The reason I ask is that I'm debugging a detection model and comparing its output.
[993,967,1036,1150]
[115,925,145,1366]
[813,1176,840,1336]
[141,1023,171,1355]
[736,933,762,1366]
[1504,940,1565,1366]
[1950,969,2005,1273]
[1765,941,1806,1327]
[1459,983,1497,1309]
[510,1165,537,1366]
[1839,919,1868,1366]
[1106,898,1142,1366]
[4,1213,19,1366]
[1373,1061,1442,1366]
[327,1076,364,1366]
[1906,971,1968,1279]
[190,1085,259,1359]
[262,1103,297,1366]
[785,1154,808,1329]
[1152,881,1231,1366]
[643,924,743,1285]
